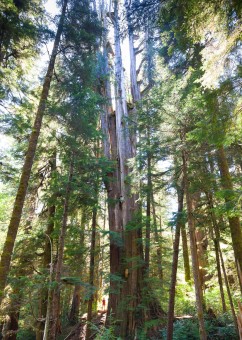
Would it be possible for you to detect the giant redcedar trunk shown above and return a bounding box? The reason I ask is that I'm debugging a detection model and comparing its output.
[98,6,123,318]
[113,1,143,336]
[0,0,68,304]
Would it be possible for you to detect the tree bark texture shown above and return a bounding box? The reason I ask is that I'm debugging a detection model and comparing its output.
[0,0,68,304]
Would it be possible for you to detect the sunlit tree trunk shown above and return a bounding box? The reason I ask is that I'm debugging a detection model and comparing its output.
[205,192,227,313]
[182,147,207,340]
[0,0,68,304]
[113,1,143,336]
[98,4,123,321]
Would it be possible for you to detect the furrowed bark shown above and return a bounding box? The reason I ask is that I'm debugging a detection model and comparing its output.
[0,0,68,304]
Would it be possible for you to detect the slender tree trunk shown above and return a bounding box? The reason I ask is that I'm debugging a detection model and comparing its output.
[205,192,227,313]
[182,149,207,340]
[145,152,151,271]
[0,0,68,304]
[217,146,242,290]
[219,245,238,331]
[86,207,97,340]
[167,177,184,340]
[36,153,57,340]
[181,222,191,282]
[151,191,163,281]
[69,213,86,325]
[48,158,74,340]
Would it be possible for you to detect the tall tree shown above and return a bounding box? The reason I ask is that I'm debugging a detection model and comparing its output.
[0,0,68,304]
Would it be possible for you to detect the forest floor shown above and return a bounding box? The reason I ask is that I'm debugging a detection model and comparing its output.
[62,311,107,339]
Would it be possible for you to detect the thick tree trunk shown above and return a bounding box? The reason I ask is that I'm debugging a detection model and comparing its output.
[113,2,144,337]
[86,208,97,340]
[167,178,184,340]
[182,149,207,340]
[217,146,242,289]
[0,0,68,304]
[48,158,74,340]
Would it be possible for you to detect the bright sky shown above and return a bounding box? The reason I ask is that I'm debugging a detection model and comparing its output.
[45,0,58,16]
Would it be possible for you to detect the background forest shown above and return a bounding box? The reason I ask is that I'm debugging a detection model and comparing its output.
[0,0,242,339]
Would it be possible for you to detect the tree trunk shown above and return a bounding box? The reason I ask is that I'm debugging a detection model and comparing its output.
[113,1,144,337]
[69,212,87,324]
[167,177,184,340]
[217,146,242,290]
[98,4,124,321]
[36,153,57,340]
[0,0,68,304]
[145,151,151,272]
[151,191,163,281]
[205,192,227,313]
[181,219,191,282]
[86,207,97,340]
[48,158,74,340]
[182,149,207,340]
[219,244,238,331]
